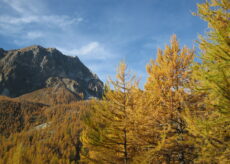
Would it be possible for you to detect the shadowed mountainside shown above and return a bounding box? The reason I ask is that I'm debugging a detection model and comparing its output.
[0,45,103,100]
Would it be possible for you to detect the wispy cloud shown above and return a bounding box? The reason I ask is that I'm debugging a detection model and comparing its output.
[58,42,115,61]
[3,0,46,15]
[0,15,82,27]
[76,42,100,55]
[26,31,44,39]
[0,0,83,37]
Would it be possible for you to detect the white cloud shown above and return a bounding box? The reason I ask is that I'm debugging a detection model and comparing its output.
[58,42,115,60]
[0,15,82,29]
[42,15,82,28]
[3,0,45,15]
[26,31,44,39]
[75,42,100,55]
[0,15,38,24]
[0,0,83,37]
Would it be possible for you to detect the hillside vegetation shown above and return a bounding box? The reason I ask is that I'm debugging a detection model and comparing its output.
[0,96,46,137]
[0,100,91,164]
[18,87,83,105]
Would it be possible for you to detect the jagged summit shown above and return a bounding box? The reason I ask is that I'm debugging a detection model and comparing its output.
[0,45,103,100]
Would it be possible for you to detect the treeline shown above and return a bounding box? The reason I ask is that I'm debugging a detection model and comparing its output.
[81,1,229,163]
[0,0,229,163]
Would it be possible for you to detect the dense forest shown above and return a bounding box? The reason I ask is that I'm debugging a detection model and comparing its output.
[0,0,229,163]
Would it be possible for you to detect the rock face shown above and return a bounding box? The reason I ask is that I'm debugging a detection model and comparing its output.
[0,45,103,99]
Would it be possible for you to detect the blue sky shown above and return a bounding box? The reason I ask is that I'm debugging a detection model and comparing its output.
[0,0,207,86]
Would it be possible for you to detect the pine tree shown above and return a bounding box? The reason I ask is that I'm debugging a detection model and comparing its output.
[136,35,195,163]
[81,62,140,163]
[185,0,230,163]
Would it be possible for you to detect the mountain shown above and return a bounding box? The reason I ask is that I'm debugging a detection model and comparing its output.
[0,45,103,100]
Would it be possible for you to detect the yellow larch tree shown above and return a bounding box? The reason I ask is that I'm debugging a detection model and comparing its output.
[184,0,230,163]
[81,62,140,164]
[136,35,195,163]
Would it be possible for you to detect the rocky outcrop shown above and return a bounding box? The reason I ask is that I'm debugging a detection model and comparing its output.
[0,45,103,99]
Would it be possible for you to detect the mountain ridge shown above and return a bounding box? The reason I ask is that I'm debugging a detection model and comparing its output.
[0,45,103,100]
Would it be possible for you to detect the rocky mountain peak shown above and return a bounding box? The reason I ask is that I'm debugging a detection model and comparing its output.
[0,45,103,99]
